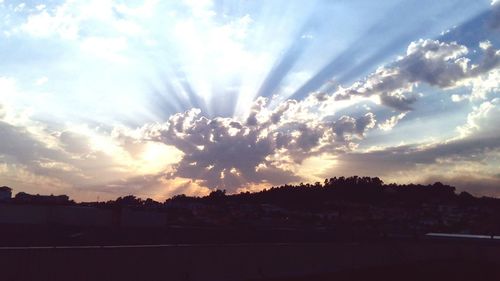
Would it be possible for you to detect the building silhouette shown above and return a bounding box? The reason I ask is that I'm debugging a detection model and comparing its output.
[0,186,12,201]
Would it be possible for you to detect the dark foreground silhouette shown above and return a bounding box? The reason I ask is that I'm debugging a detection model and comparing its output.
[2,177,500,280]
[252,260,500,281]
[2,241,500,281]
[1,177,499,245]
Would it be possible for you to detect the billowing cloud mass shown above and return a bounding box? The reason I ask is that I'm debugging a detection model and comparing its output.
[131,37,500,192]
[458,98,500,138]
[378,112,407,131]
[334,39,500,110]
[0,0,499,200]
[0,80,184,200]
[142,99,375,190]
[329,95,500,196]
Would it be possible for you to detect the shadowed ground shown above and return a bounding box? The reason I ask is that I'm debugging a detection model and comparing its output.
[253,260,500,281]
[2,240,500,281]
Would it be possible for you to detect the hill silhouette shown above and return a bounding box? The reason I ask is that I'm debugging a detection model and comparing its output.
[1,176,499,245]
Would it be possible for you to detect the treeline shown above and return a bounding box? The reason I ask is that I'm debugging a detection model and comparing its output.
[6,176,483,209]
[164,176,475,211]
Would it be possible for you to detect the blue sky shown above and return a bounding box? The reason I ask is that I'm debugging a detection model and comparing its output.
[0,0,499,201]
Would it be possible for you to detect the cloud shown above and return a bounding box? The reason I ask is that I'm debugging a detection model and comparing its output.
[80,36,129,63]
[35,76,48,86]
[142,97,377,191]
[17,0,153,41]
[0,91,182,201]
[452,68,500,102]
[330,97,500,195]
[58,131,93,155]
[1,19,499,200]
[458,98,500,138]
[378,112,407,131]
[424,174,500,197]
[79,172,210,201]
[337,136,500,175]
[0,121,60,167]
[334,39,500,110]
[333,113,376,141]
[134,37,499,192]
[341,93,500,168]
[21,4,79,40]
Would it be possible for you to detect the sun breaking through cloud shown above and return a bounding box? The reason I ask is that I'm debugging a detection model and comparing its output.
[0,0,499,201]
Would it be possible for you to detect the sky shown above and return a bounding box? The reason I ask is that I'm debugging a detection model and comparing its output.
[0,0,499,201]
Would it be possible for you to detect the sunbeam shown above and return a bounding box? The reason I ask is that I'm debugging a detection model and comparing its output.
[0,0,499,201]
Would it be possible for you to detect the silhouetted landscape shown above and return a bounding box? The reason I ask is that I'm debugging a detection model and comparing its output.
[2,176,499,245]
[2,177,500,280]
[2,0,500,279]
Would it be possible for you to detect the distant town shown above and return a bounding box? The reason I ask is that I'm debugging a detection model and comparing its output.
[1,176,500,246]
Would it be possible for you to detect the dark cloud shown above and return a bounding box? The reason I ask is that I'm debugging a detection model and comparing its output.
[3,25,499,199]
[59,131,92,154]
[0,118,139,195]
[144,99,377,191]
[337,136,500,175]
[289,0,468,100]
[141,38,500,192]
[0,121,62,166]
[335,39,500,110]
[379,92,417,111]
[330,98,500,195]
[75,174,162,196]
[424,175,500,197]
[245,97,267,126]
[341,95,500,171]
[333,113,375,142]
[144,108,300,190]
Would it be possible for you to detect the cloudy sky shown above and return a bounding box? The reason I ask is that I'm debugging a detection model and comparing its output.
[0,0,499,201]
